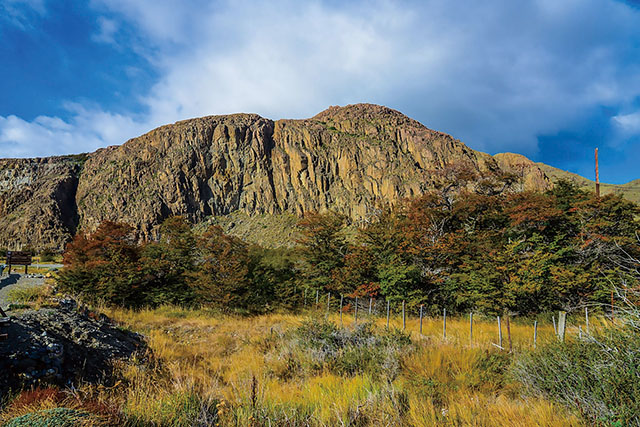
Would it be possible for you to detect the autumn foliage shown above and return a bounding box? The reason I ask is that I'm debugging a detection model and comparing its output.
[58,180,639,315]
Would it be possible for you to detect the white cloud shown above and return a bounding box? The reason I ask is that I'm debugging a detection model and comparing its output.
[3,0,640,159]
[0,109,148,158]
[612,111,640,134]
[91,16,119,44]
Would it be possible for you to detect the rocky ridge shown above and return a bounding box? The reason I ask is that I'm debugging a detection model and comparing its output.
[0,299,144,396]
[0,104,552,250]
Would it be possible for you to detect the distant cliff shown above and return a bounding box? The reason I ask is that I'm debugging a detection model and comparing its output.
[0,104,552,251]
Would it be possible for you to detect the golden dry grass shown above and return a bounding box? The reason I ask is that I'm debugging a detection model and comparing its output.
[104,307,582,425]
[1,305,587,426]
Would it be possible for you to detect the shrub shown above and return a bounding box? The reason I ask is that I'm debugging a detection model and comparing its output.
[4,408,91,427]
[512,322,640,425]
[270,319,412,380]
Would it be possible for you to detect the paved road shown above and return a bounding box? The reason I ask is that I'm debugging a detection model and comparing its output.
[0,273,47,309]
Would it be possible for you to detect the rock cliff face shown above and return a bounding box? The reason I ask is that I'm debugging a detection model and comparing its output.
[0,156,83,251]
[0,104,552,250]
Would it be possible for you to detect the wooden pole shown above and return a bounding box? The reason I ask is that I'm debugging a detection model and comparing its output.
[533,320,538,349]
[469,312,473,344]
[386,300,390,329]
[340,295,343,326]
[402,300,406,331]
[498,316,502,348]
[316,290,319,308]
[595,147,600,198]
[585,307,589,334]
[443,308,447,340]
[419,305,424,335]
[369,297,373,315]
[355,296,358,324]
[557,311,567,342]
[506,315,512,352]
[552,315,557,335]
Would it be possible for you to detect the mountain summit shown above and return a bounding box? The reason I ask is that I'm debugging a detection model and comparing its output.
[0,104,551,250]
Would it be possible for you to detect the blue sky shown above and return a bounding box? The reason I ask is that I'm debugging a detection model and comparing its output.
[1,0,640,184]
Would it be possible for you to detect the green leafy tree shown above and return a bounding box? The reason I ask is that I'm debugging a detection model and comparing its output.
[297,211,347,293]
[189,225,250,310]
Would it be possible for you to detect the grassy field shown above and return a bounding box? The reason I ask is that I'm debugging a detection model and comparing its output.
[1,302,590,426]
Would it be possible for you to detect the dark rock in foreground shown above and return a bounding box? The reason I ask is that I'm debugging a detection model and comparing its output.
[0,299,145,397]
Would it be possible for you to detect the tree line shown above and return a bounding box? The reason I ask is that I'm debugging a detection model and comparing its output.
[57,180,640,315]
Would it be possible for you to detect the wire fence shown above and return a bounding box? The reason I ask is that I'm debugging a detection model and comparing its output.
[298,291,607,351]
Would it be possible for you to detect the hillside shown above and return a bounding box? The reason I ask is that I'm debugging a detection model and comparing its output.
[0,104,554,251]
[536,163,640,204]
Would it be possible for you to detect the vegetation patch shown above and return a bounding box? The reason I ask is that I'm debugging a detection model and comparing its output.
[268,319,412,380]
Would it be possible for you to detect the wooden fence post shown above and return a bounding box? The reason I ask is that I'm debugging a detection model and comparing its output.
[557,311,567,342]
[585,307,589,335]
[506,315,512,352]
[419,305,424,335]
[402,300,406,331]
[386,300,390,329]
[533,320,538,349]
[443,308,447,340]
[369,297,373,315]
[469,312,473,344]
[552,316,557,336]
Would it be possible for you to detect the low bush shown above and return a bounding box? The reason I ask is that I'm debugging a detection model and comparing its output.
[269,319,412,380]
[513,322,640,425]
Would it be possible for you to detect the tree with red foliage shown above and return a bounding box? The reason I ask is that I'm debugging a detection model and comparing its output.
[58,221,143,306]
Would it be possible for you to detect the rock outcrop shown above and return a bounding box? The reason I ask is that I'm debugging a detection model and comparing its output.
[0,299,145,396]
[0,104,553,249]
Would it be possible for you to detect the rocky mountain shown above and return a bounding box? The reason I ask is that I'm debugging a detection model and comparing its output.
[0,104,553,251]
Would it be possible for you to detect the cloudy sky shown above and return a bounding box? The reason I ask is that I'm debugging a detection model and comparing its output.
[1,0,639,183]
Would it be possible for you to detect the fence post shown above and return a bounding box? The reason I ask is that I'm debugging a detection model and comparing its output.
[386,300,390,329]
[443,308,447,340]
[469,312,473,345]
[557,311,567,342]
[506,315,512,352]
[533,320,538,349]
[369,297,373,315]
[419,305,424,335]
[498,316,503,348]
[340,295,344,326]
[316,290,319,308]
[355,296,359,324]
[402,300,406,331]
[552,315,557,336]
[585,307,589,335]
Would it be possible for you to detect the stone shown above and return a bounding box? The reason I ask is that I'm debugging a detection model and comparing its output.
[0,104,552,250]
